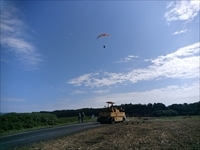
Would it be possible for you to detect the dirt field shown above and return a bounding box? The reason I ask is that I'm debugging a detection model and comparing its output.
[13,117,200,150]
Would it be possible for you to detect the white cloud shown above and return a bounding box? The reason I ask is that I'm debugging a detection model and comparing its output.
[3,82,198,112]
[68,71,126,87]
[68,42,199,87]
[93,90,109,94]
[1,97,26,102]
[116,55,139,63]
[172,29,187,35]
[0,2,43,70]
[70,90,87,94]
[53,82,199,110]
[68,73,99,87]
[164,0,200,23]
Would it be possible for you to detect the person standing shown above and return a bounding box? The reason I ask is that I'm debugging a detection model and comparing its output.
[81,112,84,123]
[78,113,81,123]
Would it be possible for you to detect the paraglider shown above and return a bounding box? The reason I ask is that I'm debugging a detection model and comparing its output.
[97,33,111,39]
[97,33,111,48]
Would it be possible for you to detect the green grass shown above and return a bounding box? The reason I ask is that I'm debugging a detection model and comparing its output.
[0,116,96,136]
[150,115,200,121]
[126,115,200,123]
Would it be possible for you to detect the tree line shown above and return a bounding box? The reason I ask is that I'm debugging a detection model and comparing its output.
[121,101,200,117]
[42,101,200,117]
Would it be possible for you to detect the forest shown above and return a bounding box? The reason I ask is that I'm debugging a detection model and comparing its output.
[44,101,200,117]
[0,101,199,134]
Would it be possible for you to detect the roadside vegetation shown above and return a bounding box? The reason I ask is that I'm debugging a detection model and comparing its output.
[12,116,200,150]
[0,113,93,135]
[0,101,199,135]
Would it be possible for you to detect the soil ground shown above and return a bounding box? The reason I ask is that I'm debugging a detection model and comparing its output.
[12,116,200,150]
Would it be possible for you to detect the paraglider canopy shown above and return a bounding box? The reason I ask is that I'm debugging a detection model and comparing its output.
[97,33,111,39]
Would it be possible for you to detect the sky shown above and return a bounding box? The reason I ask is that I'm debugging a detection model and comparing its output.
[0,0,199,113]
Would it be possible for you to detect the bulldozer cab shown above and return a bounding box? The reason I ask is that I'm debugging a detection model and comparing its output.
[106,101,115,106]
[106,101,115,112]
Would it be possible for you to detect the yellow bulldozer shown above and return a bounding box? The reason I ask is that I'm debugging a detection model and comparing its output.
[97,101,126,124]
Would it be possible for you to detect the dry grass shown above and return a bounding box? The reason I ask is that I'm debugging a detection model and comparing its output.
[14,117,200,150]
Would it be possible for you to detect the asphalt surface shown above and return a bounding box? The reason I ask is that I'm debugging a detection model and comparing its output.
[0,122,103,150]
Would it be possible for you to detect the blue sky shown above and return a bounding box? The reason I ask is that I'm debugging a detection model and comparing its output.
[1,1,199,112]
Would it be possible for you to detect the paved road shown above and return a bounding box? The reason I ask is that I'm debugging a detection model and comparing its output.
[0,122,103,150]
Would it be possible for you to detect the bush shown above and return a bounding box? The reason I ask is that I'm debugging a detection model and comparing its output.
[0,112,59,134]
